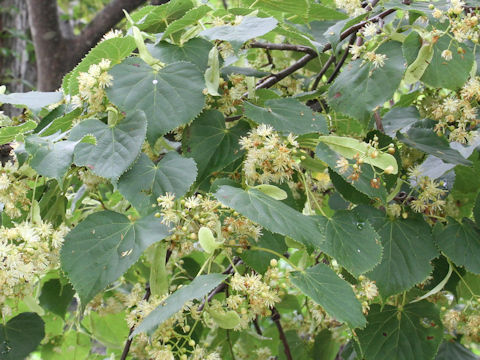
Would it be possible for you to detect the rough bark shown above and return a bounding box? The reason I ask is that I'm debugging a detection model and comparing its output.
[0,0,37,115]
[26,0,148,91]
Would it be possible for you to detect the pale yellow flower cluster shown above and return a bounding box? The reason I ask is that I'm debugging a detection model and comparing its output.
[74,58,113,114]
[335,0,366,16]
[408,173,446,215]
[429,77,480,143]
[0,221,68,307]
[0,160,30,219]
[240,124,300,184]
[352,276,378,314]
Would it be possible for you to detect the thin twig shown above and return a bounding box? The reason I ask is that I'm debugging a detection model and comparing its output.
[120,286,151,360]
[327,34,357,84]
[271,307,292,360]
[374,110,384,133]
[250,40,318,56]
[311,55,335,91]
[253,316,263,336]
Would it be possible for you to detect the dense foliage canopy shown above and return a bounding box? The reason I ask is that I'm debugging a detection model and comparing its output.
[0,0,480,359]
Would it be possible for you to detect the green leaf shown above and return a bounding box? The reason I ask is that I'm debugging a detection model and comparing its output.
[318,210,383,276]
[240,230,287,273]
[319,135,398,174]
[0,121,37,145]
[39,279,75,318]
[290,263,366,328]
[205,46,221,96]
[312,329,341,360]
[130,0,194,33]
[200,17,278,48]
[69,110,147,180]
[435,340,480,360]
[421,36,474,90]
[356,302,443,360]
[329,168,370,204]
[40,331,90,360]
[397,127,471,166]
[40,107,83,136]
[356,206,438,297]
[308,4,348,21]
[62,37,136,95]
[328,41,405,121]
[473,192,480,225]
[60,211,171,306]
[149,38,213,71]
[456,272,480,300]
[434,218,480,274]
[82,312,129,349]
[182,110,249,182]
[0,92,62,113]
[214,185,324,250]
[118,152,197,214]
[316,142,387,202]
[107,58,205,144]
[132,273,227,336]
[244,99,328,135]
[25,134,77,183]
[382,106,420,137]
[0,312,45,360]
[162,5,212,40]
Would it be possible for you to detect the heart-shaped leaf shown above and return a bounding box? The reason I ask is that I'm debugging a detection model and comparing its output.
[0,312,45,360]
[60,210,171,306]
[118,152,197,214]
[107,57,205,144]
[69,110,147,180]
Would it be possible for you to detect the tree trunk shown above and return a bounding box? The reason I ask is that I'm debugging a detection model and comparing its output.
[0,0,37,115]
[26,0,148,91]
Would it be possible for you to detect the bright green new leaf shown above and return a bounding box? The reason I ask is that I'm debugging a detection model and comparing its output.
[69,110,147,180]
[318,210,383,276]
[62,37,136,95]
[0,312,45,360]
[356,302,443,360]
[39,107,83,136]
[254,184,288,200]
[404,41,434,84]
[60,211,171,306]
[215,185,325,250]
[0,92,62,113]
[209,309,241,329]
[82,312,129,349]
[328,41,405,121]
[162,5,212,40]
[318,135,398,174]
[0,121,37,145]
[356,206,438,297]
[107,57,205,144]
[117,152,197,214]
[290,263,366,328]
[244,98,328,135]
[182,110,249,182]
[198,226,222,254]
[132,273,227,336]
[435,218,480,274]
[204,46,220,96]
